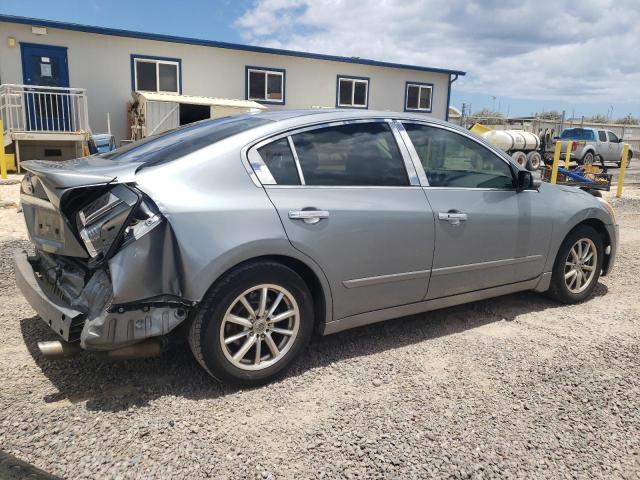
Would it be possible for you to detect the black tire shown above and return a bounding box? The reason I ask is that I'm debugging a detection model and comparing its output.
[547,225,603,304]
[581,151,595,166]
[188,261,314,387]
[618,150,632,168]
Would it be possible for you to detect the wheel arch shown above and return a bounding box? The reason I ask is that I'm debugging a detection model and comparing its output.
[560,218,612,276]
[201,254,332,331]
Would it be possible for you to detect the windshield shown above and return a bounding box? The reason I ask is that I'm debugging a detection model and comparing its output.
[100,116,273,166]
[560,128,595,141]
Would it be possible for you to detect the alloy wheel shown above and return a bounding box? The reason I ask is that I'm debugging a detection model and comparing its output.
[219,284,300,371]
[564,238,598,294]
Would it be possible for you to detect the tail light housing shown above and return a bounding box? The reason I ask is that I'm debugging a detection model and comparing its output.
[572,141,577,152]
[75,185,162,262]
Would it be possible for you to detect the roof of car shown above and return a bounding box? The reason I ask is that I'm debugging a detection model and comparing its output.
[251,108,453,126]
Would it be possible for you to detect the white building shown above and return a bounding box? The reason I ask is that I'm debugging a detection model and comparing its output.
[0,14,465,164]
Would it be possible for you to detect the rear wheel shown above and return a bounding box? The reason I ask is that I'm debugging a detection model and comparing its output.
[189,261,314,387]
[548,225,603,303]
[581,151,595,166]
[526,151,542,170]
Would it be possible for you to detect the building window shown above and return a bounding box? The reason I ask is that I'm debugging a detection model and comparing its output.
[336,76,369,108]
[405,82,432,112]
[131,55,181,94]
[246,67,285,104]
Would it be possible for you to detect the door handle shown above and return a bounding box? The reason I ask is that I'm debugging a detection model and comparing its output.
[438,212,467,225]
[289,209,330,224]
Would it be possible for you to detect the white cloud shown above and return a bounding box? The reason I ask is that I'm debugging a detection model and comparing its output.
[235,0,640,104]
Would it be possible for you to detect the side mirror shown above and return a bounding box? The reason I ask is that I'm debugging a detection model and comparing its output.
[516,170,540,192]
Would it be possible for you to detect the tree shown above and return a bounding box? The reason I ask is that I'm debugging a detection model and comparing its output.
[536,111,562,120]
[616,114,639,125]
[587,114,608,124]
[468,108,504,123]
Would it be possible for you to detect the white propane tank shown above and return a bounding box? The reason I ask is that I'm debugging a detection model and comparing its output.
[482,130,540,152]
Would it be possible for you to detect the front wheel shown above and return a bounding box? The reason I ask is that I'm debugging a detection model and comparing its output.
[548,225,603,303]
[618,150,632,168]
[188,261,314,387]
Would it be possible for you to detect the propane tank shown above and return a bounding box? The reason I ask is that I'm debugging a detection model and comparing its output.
[482,130,540,152]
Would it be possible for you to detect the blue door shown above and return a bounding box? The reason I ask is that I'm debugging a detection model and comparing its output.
[20,43,71,131]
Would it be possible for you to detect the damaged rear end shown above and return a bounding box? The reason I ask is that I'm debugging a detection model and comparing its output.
[15,159,189,355]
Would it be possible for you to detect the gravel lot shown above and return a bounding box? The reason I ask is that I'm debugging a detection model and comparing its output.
[1,177,639,479]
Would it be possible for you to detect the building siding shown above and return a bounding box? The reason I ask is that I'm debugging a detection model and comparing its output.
[0,21,452,143]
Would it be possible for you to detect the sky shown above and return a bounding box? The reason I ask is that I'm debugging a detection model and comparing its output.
[2,0,639,118]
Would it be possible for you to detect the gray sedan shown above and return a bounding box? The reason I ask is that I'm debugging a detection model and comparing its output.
[14,110,618,386]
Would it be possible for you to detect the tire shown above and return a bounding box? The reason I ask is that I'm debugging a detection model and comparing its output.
[188,261,314,387]
[511,151,527,168]
[526,151,542,170]
[547,225,603,304]
[618,150,632,168]
[581,151,595,166]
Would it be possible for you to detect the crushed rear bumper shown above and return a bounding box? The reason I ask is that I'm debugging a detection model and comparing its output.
[13,250,85,342]
[13,249,189,350]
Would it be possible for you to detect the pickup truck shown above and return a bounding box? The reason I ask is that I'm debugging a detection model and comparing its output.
[556,127,631,167]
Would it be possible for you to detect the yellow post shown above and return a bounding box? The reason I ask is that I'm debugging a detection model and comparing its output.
[616,143,629,198]
[550,140,562,184]
[0,119,7,180]
[564,141,572,169]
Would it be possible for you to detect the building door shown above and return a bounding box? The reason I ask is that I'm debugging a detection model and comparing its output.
[20,43,70,131]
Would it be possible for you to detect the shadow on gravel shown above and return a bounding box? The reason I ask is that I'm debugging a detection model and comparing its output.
[20,283,608,412]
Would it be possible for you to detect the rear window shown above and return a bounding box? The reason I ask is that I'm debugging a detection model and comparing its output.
[560,128,595,141]
[101,116,272,166]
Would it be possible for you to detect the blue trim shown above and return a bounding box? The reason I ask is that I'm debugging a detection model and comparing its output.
[0,14,465,77]
[403,81,433,113]
[130,54,182,94]
[336,75,370,109]
[245,66,286,105]
[20,42,69,87]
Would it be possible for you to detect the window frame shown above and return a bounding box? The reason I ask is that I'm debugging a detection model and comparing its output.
[399,121,517,190]
[130,54,182,94]
[404,82,433,113]
[336,75,370,109]
[244,119,421,187]
[245,66,286,105]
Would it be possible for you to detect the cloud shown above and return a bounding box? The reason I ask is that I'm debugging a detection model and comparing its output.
[235,0,640,104]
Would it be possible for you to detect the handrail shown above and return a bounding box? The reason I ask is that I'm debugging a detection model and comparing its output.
[1,83,91,138]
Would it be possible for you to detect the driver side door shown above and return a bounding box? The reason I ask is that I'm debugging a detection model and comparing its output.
[401,122,553,299]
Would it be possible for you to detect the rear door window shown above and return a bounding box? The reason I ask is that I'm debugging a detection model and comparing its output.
[257,138,301,185]
[598,130,608,142]
[403,123,514,189]
[290,122,409,186]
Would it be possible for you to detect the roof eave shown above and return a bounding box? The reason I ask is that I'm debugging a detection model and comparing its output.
[0,14,466,77]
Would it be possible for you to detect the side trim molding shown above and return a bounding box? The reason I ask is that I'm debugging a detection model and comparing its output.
[431,255,543,277]
[343,269,431,289]
[321,274,544,335]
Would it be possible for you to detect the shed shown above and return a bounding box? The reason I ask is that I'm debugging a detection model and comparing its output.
[129,91,266,139]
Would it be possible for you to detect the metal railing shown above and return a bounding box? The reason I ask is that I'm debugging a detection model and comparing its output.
[0,83,90,137]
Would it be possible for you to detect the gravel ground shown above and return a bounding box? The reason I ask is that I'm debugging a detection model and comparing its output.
[1,178,639,479]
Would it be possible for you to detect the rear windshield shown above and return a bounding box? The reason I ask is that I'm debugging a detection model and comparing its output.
[560,128,595,141]
[100,115,272,166]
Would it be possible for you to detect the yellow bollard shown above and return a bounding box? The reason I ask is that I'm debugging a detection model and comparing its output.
[564,141,572,169]
[616,143,630,198]
[0,119,7,180]
[550,140,562,184]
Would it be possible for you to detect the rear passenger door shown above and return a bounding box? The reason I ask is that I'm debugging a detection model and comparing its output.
[248,120,435,320]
